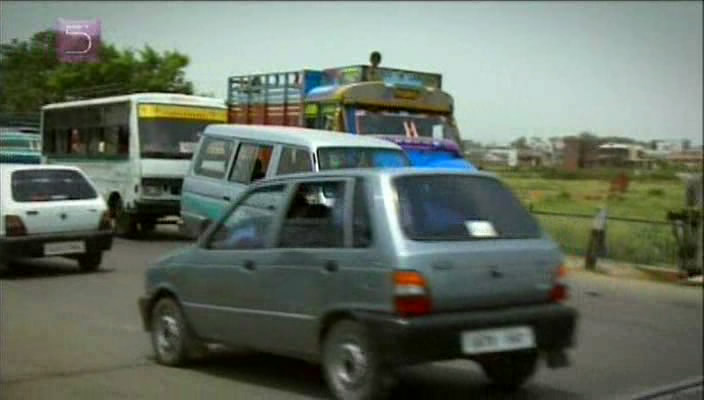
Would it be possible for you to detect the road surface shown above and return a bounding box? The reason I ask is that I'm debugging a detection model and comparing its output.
[1,228,702,399]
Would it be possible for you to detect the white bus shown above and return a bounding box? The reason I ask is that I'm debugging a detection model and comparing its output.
[41,93,228,237]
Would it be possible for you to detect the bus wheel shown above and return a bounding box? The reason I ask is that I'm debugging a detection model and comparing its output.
[114,200,139,238]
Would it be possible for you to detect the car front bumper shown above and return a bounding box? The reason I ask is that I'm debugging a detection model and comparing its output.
[0,230,113,259]
[356,303,578,367]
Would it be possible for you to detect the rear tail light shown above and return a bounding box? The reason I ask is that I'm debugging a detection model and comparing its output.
[393,271,432,317]
[99,211,112,230]
[550,265,569,303]
[5,215,27,237]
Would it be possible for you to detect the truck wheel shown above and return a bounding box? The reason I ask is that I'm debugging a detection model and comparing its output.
[78,252,102,272]
[322,320,394,400]
[479,350,539,390]
[150,297,205,366]
[114,200,139,238]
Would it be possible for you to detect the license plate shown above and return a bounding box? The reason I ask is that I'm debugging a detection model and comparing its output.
[44,241,86,256]
[461,326,535,355]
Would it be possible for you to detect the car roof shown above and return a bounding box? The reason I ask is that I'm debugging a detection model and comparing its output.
[203,124,403,150]
[0,163,83,176]
[259,167,498,185]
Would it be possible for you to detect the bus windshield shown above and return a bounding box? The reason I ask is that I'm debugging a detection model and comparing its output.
[354,109,459,142]
[138,119,212,159]
[317,147,410,170]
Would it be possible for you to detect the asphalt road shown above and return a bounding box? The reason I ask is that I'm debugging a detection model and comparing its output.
[1,227,702,400]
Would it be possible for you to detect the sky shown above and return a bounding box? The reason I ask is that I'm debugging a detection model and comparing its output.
[1,1,702,145]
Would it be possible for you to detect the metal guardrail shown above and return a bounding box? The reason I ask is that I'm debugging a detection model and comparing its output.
[531,209,679,267]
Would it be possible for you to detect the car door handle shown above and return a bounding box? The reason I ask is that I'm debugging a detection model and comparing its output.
[243,260,256,271]
[223,196,231,201]
[324,261,338,273]
[26,210,39,216]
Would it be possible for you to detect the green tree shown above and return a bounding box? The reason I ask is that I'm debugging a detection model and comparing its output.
[0,30,194,114]
[511,136,528,149]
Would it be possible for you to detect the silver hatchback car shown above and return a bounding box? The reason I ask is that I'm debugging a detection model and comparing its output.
[138,168,577,400]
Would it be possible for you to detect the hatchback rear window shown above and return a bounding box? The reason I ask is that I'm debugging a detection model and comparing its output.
[394,174,541,241]
[11,169,97,202]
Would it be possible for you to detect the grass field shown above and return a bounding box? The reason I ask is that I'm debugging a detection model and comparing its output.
[496,173,686,221]
[495,170,686,267]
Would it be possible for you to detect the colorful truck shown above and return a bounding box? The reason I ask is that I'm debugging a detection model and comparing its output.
[226,56,475,170]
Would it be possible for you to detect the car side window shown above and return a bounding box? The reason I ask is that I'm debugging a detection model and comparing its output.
[277,181,346,248]
[229,142,274,184]
[193,137,234,179]
[277,146,313,175]
[207,184,286,250]
[352,179,373,248]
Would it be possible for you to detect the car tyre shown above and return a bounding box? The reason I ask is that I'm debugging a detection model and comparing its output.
[140,220,157,234]
[78,252,102,272]
[322,320,394,400]
[150,297,205,367]
[479,350,539,390]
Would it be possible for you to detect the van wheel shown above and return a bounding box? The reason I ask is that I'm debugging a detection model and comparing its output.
[322,320,394,400]
[78,252,102,272]
[150,297,205,366]
[114,201,139,238]
[140,220,157,234]
[479,350,539,390]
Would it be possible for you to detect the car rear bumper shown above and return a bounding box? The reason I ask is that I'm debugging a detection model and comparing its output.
[356,303,578,367]
[0,230,113,259]
[133,199,181,217]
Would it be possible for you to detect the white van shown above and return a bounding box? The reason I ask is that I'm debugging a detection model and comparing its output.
[180,124,409,238]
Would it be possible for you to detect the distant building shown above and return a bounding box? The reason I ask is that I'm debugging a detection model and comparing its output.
[667,150,704,170]
[596,143,655,169]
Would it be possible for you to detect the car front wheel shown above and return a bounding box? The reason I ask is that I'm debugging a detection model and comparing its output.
[322,320,395,400]
[78,252,102,272]
[150,297,204,367]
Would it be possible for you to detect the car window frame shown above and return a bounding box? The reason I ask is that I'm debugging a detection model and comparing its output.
[271,176,355,249]
[198,181,291,250]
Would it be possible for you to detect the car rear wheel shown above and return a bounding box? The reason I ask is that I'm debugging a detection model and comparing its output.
[479,350,539,390]
[140,220,156,234]
[150,297,204,367]
[322,320,394,400]
[78,252,102,272]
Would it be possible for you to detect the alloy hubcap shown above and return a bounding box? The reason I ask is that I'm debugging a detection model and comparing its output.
[332,342,368,387]
[155,309,180,358]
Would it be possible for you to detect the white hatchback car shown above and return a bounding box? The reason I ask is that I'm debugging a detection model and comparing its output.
[0,164,114,272]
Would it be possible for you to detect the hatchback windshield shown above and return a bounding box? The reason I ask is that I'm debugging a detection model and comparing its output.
[317,147,410,170]
[11,169,97,202]
[394,174,541,240]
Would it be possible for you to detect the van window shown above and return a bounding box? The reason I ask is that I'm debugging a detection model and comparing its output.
[229,142,273,184]
[193,137,234,179]
[277,146,313,175]
[318,147,409,170]
[278,181,346,248]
